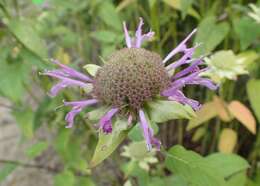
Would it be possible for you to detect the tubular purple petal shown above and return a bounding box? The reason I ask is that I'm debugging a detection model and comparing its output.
[139,109,161,151]
[122,17,154,48]
[172,59,203,80]
[166,47,195,71]
[168,90,201,110]
[162,29,197,64]
[44,73,90,96]
[135,17,144,48]
[52,59,93,82]
[64,99,99,128]
[123,22,132,48]
[99,108,119,134]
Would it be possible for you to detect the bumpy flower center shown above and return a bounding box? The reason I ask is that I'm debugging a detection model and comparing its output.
[93,48,170,109]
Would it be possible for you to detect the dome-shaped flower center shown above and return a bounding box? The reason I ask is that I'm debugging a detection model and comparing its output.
[93,48,170,109]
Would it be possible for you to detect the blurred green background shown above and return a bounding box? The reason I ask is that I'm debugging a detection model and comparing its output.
[0,0,260,186]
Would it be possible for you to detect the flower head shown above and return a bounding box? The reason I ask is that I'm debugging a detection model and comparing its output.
[43,18,216,151]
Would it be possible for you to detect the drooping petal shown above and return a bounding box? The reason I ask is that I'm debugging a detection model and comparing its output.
[168,90,201,110]
[162,29,197,64]
[99,108,119,134]
[64,99,99,128]
[123,22,132,48]
[139,109,161,151]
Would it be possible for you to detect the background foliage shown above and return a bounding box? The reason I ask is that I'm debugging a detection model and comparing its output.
[0,0,260,186]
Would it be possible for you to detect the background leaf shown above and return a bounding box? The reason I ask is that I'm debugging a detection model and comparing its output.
[194,16,230,57]
[218,128,238,154]
[247,79,260,122]
[228,101,256,134]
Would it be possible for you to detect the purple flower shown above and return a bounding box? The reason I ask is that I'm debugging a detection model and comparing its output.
[123,17,154,48]
[42,60,93,97]
[64,99,99,128]
[99,108,119,134]
[44,18,217,152]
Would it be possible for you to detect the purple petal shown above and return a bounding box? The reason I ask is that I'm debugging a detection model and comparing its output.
[172,58,203,80]
[168,90,201,110]
[64,99,99,128]
[99,108,119,134]
[135,17,144,48]
[166,47,196,71]
[127,114,133,125]
[139,109,161,151]
[123,22,132,48]
[186,77,218,90]
[52,60,93,82]
[162,29,197,64]
[43,71,90,96]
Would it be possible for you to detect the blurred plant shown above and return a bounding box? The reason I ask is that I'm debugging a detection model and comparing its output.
[121,141,158,171]
[248,3,260,23]
[203,50,248,83]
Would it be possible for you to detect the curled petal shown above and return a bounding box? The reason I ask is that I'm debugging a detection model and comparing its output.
[162,29,197,64]
[64,99,99,128]
[168,90,201,110]
[139,109,161,151]
[99,108,119,134]
[123,17,154,48]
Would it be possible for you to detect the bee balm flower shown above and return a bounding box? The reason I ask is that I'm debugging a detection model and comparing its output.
[43,18,217,151]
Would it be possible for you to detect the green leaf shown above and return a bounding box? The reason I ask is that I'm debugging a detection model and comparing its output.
[7,19,48,59]
[165,145,249,186]
[165,175,189,186]
[146,100,195,123]
[226,171,247,186]
[13,108,34,138]
[162,0,200,19]
[83,64,101,76]
[90,31,118,43]
[54,170,75,186]
[194,16,230,57]
[77,177,95,186]
[90,118,129,167]
[98,1,122,31]
[0,163,17,182]
[0,58,30,102]
[26,142,48,158]
[233,17,260,50]
[128,124,143,142]
[165,145,225,186]
[247,79,260,122]
[205,153,249,179]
